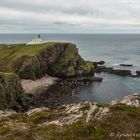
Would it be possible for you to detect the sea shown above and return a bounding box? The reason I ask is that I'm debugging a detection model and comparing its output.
[0,33,140,103]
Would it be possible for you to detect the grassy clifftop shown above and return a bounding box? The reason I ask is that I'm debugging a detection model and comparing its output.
[0,42,95,80]
[0,42,61,72]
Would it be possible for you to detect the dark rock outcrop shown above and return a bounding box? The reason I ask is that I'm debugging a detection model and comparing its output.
[110,69,131,76]
[48,44,95,78]
[0,72,29,111]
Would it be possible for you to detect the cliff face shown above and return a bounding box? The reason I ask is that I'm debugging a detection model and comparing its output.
[11,43,95,79]
[47,43,94,77]
[0,72,28,111]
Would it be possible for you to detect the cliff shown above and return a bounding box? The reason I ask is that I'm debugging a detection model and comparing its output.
[0,43,95,80]
[0,94,140,140]
[0,72,28,111]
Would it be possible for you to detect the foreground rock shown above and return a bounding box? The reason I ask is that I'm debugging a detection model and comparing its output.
[0,94,140,140]
[30,93,140,126]
[1,93,140,122]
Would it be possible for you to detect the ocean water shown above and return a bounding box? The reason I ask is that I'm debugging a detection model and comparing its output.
[0,33,140,103]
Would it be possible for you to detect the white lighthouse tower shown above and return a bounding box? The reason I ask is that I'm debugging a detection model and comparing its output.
[26,34,45,45]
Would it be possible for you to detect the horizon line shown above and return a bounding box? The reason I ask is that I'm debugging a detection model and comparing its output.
[1,32,140,34]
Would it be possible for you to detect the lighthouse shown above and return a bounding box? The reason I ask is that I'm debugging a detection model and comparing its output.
[26,34,45,45]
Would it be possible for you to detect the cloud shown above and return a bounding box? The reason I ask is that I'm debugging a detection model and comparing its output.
[0,0,140,33]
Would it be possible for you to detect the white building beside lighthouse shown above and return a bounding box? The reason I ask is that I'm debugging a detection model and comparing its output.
[26,34,45,45]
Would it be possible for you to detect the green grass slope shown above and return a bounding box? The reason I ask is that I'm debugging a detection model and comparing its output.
[0,42,60,72]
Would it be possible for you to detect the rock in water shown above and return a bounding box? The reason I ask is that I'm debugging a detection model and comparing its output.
[94,61,105,65]
[120,64,133,67]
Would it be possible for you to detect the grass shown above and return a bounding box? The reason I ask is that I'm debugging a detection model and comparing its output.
[0,42,66,72]
[0,72,17,78]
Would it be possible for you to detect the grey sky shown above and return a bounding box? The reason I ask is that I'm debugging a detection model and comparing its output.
[0,0,140,33]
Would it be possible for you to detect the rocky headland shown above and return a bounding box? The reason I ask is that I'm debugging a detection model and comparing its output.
[0,42,140,139]
[0,42,96,111]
